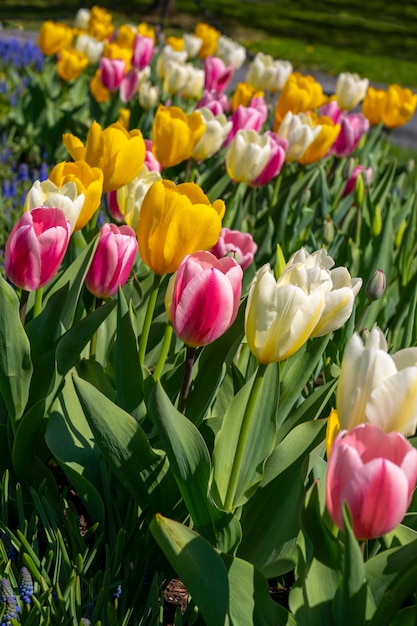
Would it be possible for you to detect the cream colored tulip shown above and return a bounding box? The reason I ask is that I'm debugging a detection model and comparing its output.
[246,52,292,92]
[138,80,159,109]
[337,327,417,436]
[75,34,104,64]
[156,45,187,79]
[335,72,369,111]
[181,64,205,99]
[277,112,321,162]
[24,179,84,232]
[215,35,246,69]
[116,166,161,231]
[193,107,232,160]
[183,33,203,59]
[225,129,271,183]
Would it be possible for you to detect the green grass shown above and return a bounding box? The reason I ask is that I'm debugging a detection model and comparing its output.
[1,0,417,87]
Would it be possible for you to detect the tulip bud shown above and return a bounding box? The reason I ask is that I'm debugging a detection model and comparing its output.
[372,203,382,237]
[342,157,355,179]
[322,218,334,244]
[365,269,386,302]
[354,171,365,207]
[274,244,286,279]
[395,219,407,248]
[407,159,415,174]
[85,223,138,298]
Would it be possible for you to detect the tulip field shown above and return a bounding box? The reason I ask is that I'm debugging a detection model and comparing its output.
[2,5,417,625]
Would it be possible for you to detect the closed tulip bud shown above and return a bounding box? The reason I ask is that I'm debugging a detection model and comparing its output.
[274,244,286,279]
[326,423,417,539]
[209,227,257,270]
[372,203,382,237]
[342,165,373,198]
[85,223,137,298]
[74,8,90,30]
[395,219,407,248]
[365,269,386,302]
[138,80,160,110]
[336,326,417,436]
[335,71,369,111]
[120,70,140,104]
[354,171,365,207]
[5,207,71,291]
[325,407,341,458]
[342,157,356,179]
[168,251,242,347]
[137,180,225,276]
[322,218,334,244]
[407,158,415,173]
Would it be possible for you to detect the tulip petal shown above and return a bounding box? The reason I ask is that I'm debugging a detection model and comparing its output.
[366,368,417,436]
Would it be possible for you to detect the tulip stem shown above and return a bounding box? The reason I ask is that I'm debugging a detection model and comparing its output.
[178,346,196,414]
[139,273,161,367]
[19,290,29,326]
[153,322,173,380]
[224,362,268,511]
[33,287,43,319]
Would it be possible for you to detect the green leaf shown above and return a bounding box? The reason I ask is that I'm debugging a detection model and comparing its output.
[211,362,279,511]
[0,276,33,429]
[149,380,240,550]
[72,375,178,516]
[150,514,230,626]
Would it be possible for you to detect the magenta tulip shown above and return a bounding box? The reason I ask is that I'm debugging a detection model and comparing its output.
[120,69,139,103]
[204,56,234,92]
[99,57,126,91]
[4,207,71,291]
[85,223,138,298]
[252,131,287,187]
[144,139,162,173]
[249,96,269,126]
[331,112,370,158]
[106,191,125,223]
[196,89,229,115]
[319,100,342,123]
[326,423,417,540]
[169,250,243,347]
[342,165,373,197]
[132,35,154,71]
[226,105,264,144]
[209,228,258,271]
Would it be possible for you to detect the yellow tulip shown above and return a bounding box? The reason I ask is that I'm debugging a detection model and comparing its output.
[102,41,132,72]
[361,86,386,126]
[298,114,341,165]
[138,22,156,42]
[116,24,136,49]
[118,108,131,130]
[382,84,417,129]
[88,6,114,41]
[273,72,327,130]
[38,20,74,56]
[63,121,146,193]
[195,22,220,59]
[325,408,341,459]
[49,160,104,231]
[137,180,225,275]
[57,48,89,82]
[89,69,111,103]
[166,36,185,51]
[231,82,264,112]
[152,106,206,169]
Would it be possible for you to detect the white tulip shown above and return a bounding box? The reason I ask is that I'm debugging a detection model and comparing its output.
[245,52,293,92]
[193,107,232,160]
[277,112,321,161]
[183,33,203,59]
[225,129,271,183]
[215,35,246,70]
[335,71,369,111]
[116,166,162,232]
[24,179,84,232]
[75,34,104,65]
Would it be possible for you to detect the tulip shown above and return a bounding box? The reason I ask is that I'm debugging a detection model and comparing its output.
[204,56,234,92]
[245,53,293,92]
[63,121,146,193]
[332,112,370,158]
[382,84,417,129]
[144,139,162,173]
[85,223,138,299]
[116,24,137,49]
[74,8,90,31]
[75,34,104,64]
[251,131,287,187]
[361,86,386,126]
[231,82,264,112]
[57,48,89,81]
[226,105,264,144]
[137,180,225,276]
[168,251,243,347]
[132,34,154,70]
[249,96,269,126]
[88,6,114,41]
[137,22,156,42]
[326,423,417,539]
[90,69,111,103]
[276,112,322,162]
[178,65,205,100]
[192,108,232,161]
[99,57,126,91]
[24,179,85,232]
[335,72,369,111]
[209,228,257,271]
[195,22,220,59]
[38,20,74,56]
[120,69,139,103]
[225,129,271,184]
[215,35,246,69]
[48,160,104,231]
[196,89,229,116]
[5,207,71,291]
[336,327,417,436]
[166,35,185,51]
[102,42,132,71]
[163,60,192,95]
[111,165,162,231]
[342,165,373,197]
[319,99,343,124]
[151,106,206,169]
[273,72,327,130]
[156,45,188,79]
[297,114,341,165]
[183,33,203,59]
[138,80,160,110]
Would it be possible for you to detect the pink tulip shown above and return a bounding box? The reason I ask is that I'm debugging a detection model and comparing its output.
[249,96,269,126]
[85,223,138,298]
[342,165,373,197]
[106,191,125,223]
[204,56,234,92]
[209,228,258,271]
[252,131,287,187]
[331,112,370,158]
[326,423,417,540]
[4,207,71,291]
[319,100,342,123]
[144,139,162,173]
[196,89,229,115]
[170,251,243,347]
[120,69,139,103]
[226,105,264,144]
[99,57,126,91]
[132,35,154,71]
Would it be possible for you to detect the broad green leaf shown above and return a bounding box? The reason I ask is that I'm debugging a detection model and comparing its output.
[25,284,69,359]
[45,376,105,525]
[0,276,32,430]
[211,362,279,511]
[150,514,230,626]
[220,553,297,626]
[72,375,178,516]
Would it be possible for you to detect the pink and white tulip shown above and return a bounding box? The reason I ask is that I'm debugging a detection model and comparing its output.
[144,139,162,173]
[226,105,264,144]
[209,228,258,271]
[168,251,243,347]
[132,35,154,71]
[252,131,287,187]
[196,89,229,115]
[5,207,71,291]
[99,57,125,91]
[85,223,138,298]
[120,69,139,103]
[326,423,417,539]
[204,56,234,92]
[331,112,370,158]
